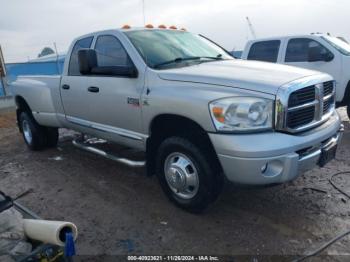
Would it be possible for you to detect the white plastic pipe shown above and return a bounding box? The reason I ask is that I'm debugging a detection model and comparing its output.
[23,219,78,247]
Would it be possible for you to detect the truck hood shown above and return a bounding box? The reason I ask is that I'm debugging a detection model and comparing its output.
[157,60,320,95]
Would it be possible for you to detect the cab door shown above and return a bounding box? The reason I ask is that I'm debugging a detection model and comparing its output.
[245,40,282,63]
[60,36,94,125]
[282,37,341,83]
[83,34,145,143]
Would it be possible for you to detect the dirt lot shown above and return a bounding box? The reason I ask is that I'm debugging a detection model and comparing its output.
[1,109,350,260]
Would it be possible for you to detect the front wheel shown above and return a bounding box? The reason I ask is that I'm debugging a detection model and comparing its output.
[156,136,223,213]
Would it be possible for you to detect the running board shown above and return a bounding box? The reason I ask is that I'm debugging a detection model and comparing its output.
[72,138,146,168]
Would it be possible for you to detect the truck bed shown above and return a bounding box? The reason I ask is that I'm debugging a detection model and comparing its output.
[10,75,64,127]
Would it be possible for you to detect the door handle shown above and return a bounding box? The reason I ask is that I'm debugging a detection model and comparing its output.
[62,84,70,90]
[88,86,99,93]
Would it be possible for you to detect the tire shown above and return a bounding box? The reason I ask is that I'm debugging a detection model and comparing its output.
[347,105,350,120]
[156,136,223,213]
[19,111,58,150]
[45,127,59,148]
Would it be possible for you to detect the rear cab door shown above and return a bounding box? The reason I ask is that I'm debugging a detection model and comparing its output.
[242,38,284,63]
[60,35,95,125]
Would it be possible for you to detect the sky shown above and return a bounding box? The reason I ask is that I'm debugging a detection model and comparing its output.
[0,0,349,63]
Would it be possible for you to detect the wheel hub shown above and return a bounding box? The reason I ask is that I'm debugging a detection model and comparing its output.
[167,166,187,191]
[22,120,33,144]
[164,153,199,200]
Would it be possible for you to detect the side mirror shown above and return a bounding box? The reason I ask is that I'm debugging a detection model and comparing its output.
[91,65,138,78]
[323,52,334,62]
[308,47,334,62]
[78,48,138,78]
[78,49,97,75]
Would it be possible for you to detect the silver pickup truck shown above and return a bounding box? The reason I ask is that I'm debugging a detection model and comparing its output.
[11,27,343,212]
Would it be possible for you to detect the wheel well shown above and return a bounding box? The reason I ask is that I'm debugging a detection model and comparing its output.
[146,114,222,176]
[15,96,32,131]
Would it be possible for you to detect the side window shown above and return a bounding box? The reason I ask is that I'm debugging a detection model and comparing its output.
[94,35,131,67]
[285,38,330,62]
[247,40,281,62]
[68,37,94,76]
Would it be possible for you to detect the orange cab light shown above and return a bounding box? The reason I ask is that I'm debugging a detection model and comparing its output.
[145,24,154,28]
[169,25,177,30]
[180,28,186,31]
[158,24,167,29]
[122,24,131,29]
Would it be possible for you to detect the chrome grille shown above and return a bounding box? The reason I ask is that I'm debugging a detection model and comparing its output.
[323,81,334,96]
[323,96,334,114]
[288,85,315,107]
[287,106,315,129]
[275,77,335,133]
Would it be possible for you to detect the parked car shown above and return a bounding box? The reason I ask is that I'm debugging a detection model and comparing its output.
[10,27,343,212]
[241,34,350,117]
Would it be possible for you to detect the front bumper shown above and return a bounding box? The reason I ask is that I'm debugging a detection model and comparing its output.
[209,112,343,185]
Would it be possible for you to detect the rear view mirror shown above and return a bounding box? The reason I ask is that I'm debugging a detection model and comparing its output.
[78,49,97,75]
[0,191,13,213]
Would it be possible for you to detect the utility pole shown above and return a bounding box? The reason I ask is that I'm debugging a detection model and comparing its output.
[246,17,257,39]
[0,45,7,96]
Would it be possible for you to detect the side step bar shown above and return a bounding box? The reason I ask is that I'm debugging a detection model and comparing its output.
[72,138,146,168]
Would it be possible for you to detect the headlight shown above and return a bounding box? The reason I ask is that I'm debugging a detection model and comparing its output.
[209,97,273,132]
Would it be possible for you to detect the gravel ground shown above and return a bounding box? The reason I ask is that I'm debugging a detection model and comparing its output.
[0,108,350,261]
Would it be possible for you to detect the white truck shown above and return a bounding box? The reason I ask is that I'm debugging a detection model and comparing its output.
[10,27,343,212]
[241,34,350,117]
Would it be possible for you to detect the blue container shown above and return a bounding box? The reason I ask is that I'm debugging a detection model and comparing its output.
[0,55,65,96]
[0,81,4,96]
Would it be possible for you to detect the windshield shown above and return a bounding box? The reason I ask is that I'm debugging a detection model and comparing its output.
[124,29,233,69]
[322,36,350,56]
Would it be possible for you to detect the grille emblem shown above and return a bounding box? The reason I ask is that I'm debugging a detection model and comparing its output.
[315,83,323,121]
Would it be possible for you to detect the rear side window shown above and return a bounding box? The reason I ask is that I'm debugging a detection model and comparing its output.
[94,35,131,67]
[247,40,280,62]
[68,37,94,76]
[285,38,329,62]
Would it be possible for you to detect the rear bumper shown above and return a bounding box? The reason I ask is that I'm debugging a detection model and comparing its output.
[209,111,343,185]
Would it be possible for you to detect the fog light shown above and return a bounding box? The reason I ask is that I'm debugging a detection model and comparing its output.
[261,163,268,173]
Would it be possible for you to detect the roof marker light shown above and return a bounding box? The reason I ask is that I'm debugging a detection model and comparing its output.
[169,25,177,30]
[158,24,167,29]
[180,28,186,31]
[122,25,131,29]
[145,24,154,28]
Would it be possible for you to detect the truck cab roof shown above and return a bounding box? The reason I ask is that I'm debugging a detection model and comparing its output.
[246,33,329,43]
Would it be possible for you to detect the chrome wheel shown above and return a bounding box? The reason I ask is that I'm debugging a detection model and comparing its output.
[164,152,199,200]
[22,119,33,144]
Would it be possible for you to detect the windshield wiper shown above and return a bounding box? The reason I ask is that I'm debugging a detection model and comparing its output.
[154,56,201,68]
[201,54,223,60]
[153,55,224,69]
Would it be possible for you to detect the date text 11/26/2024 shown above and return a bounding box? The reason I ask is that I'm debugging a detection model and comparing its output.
[127,255,219,261]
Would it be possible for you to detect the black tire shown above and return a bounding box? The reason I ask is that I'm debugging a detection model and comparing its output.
[347,105,350,120]
[19,111,47,150]
[45,127,59,148]
[156,136,223,213]
[19,111,59,150]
